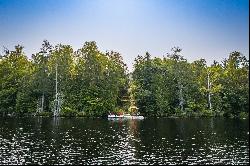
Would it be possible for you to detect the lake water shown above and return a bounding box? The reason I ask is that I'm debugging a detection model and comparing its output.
[0,117,249,165]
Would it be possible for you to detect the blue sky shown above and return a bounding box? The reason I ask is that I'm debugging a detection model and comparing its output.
[0,0,249,71]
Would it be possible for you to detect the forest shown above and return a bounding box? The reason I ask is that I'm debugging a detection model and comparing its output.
[0,41,249,118]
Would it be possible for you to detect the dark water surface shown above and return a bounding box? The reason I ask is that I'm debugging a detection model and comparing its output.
[0,117,249,165]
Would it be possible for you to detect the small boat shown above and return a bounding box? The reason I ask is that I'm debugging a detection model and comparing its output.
[132,115,144,119]
[108,114,124,118]
[108,113,144,120]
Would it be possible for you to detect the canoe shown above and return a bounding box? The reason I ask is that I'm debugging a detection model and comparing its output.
[108,114,144,119]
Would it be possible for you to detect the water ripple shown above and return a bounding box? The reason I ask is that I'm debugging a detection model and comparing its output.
[0,117,249,165]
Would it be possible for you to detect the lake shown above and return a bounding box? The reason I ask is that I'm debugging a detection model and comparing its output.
[0,117,249,165]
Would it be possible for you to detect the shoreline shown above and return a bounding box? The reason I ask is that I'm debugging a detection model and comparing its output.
[1,112,248,119]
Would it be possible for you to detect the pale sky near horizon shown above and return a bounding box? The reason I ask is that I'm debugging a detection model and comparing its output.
[0,0,249,71]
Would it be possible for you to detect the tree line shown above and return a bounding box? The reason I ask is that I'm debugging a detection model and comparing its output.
[132,47,249,118]
[0,41,248,118]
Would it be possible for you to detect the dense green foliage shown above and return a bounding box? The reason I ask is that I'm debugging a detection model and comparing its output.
[0,41,129,117]
[132,47,249,118]
[0,41,248,118]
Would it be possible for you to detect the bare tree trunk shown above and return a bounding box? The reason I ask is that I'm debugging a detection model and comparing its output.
[54,64,59,117]
[178,81,184,112]
[207,72,212,110]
